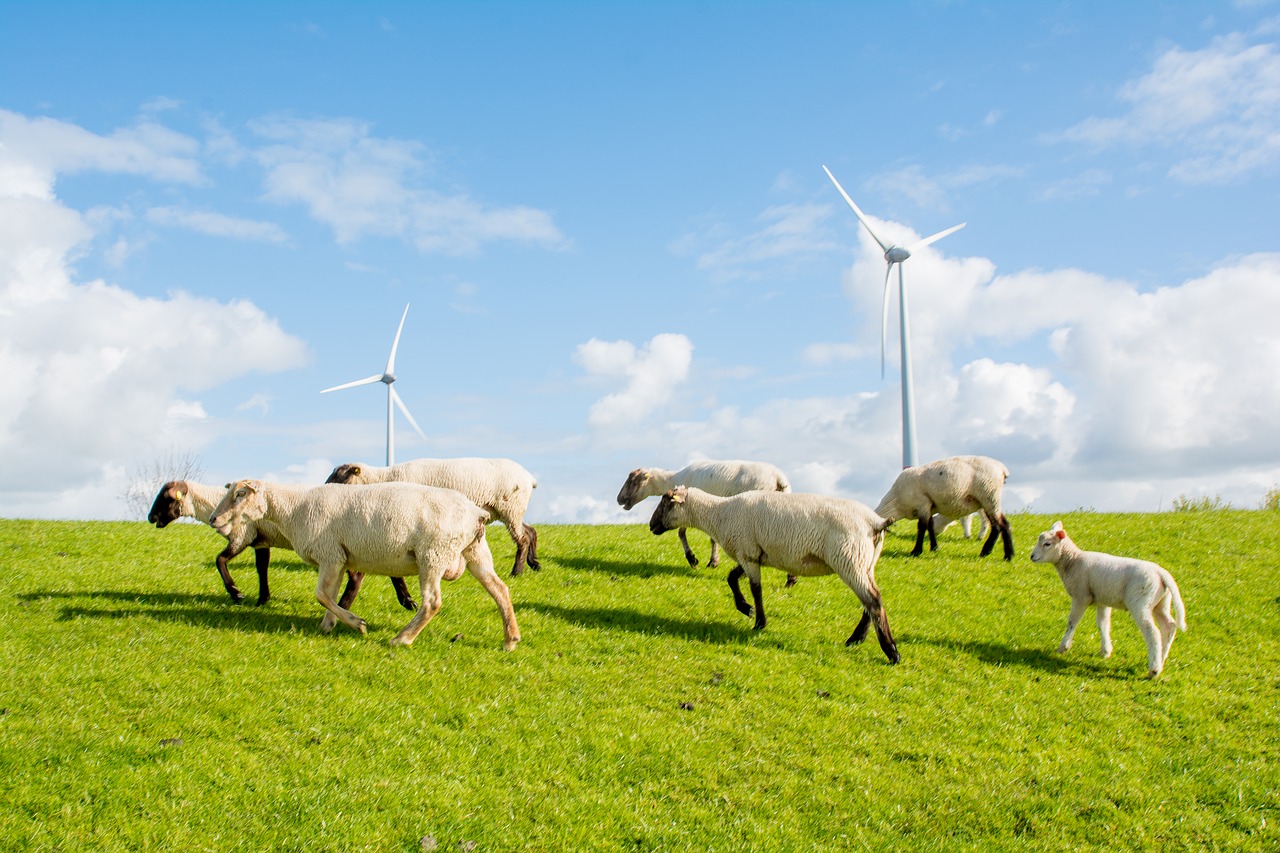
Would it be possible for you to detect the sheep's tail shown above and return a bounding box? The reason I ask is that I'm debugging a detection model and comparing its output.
[1161,568,1187,632]
[871,516,892,544]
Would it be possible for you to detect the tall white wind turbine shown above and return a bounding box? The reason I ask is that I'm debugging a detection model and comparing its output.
[822,164,965,469]
[321,303,429,467]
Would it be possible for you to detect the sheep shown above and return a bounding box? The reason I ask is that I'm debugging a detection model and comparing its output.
[875,455,1014,560]
[648,485,899,664]
[617,459,792,571]
[1030,520,1187,678]
[929,512,988,540]
[210,480,520,650]
[327,457,541,576]
[147,479,416,611]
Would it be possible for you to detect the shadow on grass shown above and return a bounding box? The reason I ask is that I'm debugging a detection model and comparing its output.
[21,588,324,635]
[550,555,698,579]
[913,633,1129,679]
[523,601,752,645]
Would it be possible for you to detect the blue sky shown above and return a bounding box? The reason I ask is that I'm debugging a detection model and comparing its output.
[2,1,1279,522]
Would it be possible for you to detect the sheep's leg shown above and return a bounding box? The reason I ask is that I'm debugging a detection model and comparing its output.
[911,519,928,557]
[509,520,529,577]
[336,571,365,610]
[214,545,246,603]
[998,514,1014,561]
[524,524,542,572]
[1095,606,1114,658]
[708,539,721,569]
[316,562,367,636]
[979,512,1002,558]
[926,509,940,552]
[465,563,521,652]
[1057,600,1088,652]
[679,527,700,567]
[847,610,872,645]
[840,573,899,664]
[727,566,753,617]
[1153,592,1178,665]
[391,571,443,648]
[253,547,271,606]
[785,574,798,587]
[1134,610,1165,678]
[745,566,766,631]
[391,577,417,611]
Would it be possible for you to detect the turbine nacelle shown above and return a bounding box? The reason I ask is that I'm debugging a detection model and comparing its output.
[381,372,396,385]
[885,247,911,264]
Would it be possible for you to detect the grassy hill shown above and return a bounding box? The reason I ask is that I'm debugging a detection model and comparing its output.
[1,512,1277,850]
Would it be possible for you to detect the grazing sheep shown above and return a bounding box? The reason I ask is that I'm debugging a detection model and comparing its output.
[648,486,899,663]
[875,455,1014,560]
[327,457,541,576]
[617,459,792,571]
[1030,521,1186,678]
[210,480,520,650]
[147,479,416,611]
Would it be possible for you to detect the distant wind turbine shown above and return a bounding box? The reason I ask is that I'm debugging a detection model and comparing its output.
[321,303,429,466]
[822,164,965,469]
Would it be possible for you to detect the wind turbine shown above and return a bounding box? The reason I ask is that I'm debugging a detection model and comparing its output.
[321,303,429,467]
[822,165,965,469]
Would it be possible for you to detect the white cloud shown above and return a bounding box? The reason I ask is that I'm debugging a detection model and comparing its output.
[678,203,840,280]
[249,115,567,253]
[0,113,310,516]
[146,206,289,243]
[574,333,694,428]
[1051,32,1280,182]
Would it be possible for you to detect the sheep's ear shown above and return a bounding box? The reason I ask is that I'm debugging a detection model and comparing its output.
[669,488,685,504]
[1050,521,1063,533]
[224,483,232,489]
[352,467,361,476]
[639,470,650,482]
[174,489,185,500]
[1055,529,1066,541]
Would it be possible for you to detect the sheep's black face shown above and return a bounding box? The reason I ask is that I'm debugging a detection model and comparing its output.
[148,482,183,528]
[617,469,646,511]
[326,463,360,484]
[648,496,674,535]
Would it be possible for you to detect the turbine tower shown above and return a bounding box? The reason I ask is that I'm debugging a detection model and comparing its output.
[321,303,429,466]
[822,165,965,469]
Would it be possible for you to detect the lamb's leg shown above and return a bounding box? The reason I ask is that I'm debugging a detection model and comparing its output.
[1057,599,1088,652]
[1154,591,1178,665]
[911,519,928,557]
[524,524,542,571]
[727,566,752,617]
[1134,610,1165,678]
[679,527,699,567]
[1095,606,1113,658]
[214,545,246,603]
[253,547,271,606]
[316,562,367,635]
[708,539,721,569]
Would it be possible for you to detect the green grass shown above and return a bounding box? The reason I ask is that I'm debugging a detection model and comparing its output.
[1,513,1277,851]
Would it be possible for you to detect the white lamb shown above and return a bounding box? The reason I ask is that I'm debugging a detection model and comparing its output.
[648,486,899,664]
[1030,521,1187,678]
[327,457,541,576]
[617,459,791,570]
[147,479,416,611]
[875,455,1014,560]
[210,480,519,649]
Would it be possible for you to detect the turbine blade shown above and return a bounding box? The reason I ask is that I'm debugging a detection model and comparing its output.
[386,303,410,375]
[907,222,966,253]
[390,387,429,446]
[881,264,894,380]
[321,374,384,393]
[822,164,890,252]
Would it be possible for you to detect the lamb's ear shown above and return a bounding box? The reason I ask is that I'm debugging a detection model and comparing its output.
[1050,521,1063,533]
[1055,529,1066,541]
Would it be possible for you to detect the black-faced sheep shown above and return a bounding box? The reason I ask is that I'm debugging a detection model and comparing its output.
[617,459,791,571]
[649,486,899,664]
[875,455,1014,560]
[210,480,520,650]
[1030,520,1187,678]
[327,457,541,576]
[148,480,416,611]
